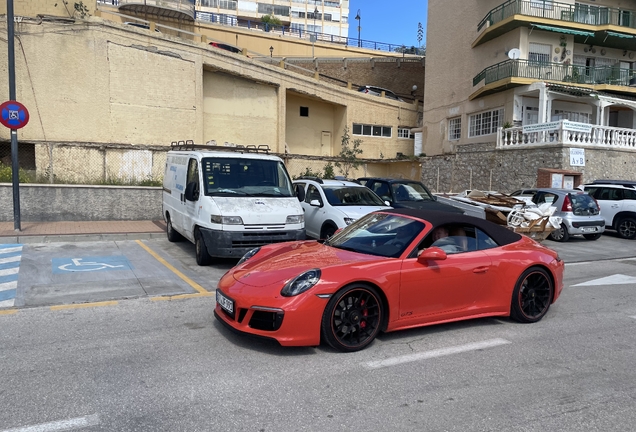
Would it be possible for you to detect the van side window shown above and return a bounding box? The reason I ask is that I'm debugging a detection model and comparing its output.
[187,158,199,198]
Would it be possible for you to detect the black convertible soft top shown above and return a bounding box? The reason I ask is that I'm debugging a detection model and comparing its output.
[382,208,523,246]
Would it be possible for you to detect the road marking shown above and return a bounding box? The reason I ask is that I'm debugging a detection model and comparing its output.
[52,256,131,274]
[630,316,636,320]
[0,245,23,309]
[151,292,214,301]
[135,240,210,295]
[0,267,19,277]
[0,255,21,265]
[0,308,17,315]
[0,245,22,255]
[2,414,99,432]
[573,274,636,287]
[50,301,118,311]
[363,338,512,369]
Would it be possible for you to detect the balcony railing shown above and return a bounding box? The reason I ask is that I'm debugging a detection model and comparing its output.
[473,59,636,87]
[497,120,636,149]
[478,0,636,32]
[116,0,195,20]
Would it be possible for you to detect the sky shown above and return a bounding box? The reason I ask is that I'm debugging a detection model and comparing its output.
[347,0,428,48]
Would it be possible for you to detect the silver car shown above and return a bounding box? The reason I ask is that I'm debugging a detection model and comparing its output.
[531,188,605,242]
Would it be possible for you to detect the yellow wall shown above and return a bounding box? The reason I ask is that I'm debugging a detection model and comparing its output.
[285,93,339,156]
[203,71,278,148]
[0,0,96,18]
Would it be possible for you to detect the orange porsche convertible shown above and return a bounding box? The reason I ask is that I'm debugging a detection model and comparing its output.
[215,209,564,352]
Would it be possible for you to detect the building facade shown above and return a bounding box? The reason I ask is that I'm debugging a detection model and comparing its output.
[424,0,636,157]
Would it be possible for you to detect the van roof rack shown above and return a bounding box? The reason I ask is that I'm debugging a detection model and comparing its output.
[296,176,323,183]
[170,140,270,154]
[591,179,636,187]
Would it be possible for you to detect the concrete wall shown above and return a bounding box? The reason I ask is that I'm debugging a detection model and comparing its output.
[0,0,96,18]
[0,184,162,222]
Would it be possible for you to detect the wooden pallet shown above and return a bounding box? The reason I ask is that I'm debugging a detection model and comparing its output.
[508,216,555,242]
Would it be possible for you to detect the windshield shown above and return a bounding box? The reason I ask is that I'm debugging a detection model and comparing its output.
[201,157,294,197]
[392,182,434,202]
[327,213,426,258]
[323,186,387,206]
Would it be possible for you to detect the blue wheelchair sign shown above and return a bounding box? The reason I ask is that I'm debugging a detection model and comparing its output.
[52,256,133,274]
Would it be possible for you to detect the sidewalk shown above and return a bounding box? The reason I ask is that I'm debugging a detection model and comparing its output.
[0,220,167,244]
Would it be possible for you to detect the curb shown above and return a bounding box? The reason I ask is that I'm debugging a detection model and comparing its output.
[0,232,166,244]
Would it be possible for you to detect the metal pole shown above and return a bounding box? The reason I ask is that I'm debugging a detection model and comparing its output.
[7,0,21,231]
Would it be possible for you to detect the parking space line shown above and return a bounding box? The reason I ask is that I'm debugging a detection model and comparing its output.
[363,338,511,369]
[151,292,214,301]
[50,301,118,311]
[1,413,99,432]
[630,316,636,320]
[135,240,210,295]
[0,308,18,315]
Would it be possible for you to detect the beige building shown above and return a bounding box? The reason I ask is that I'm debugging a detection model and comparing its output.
[0,0,424,183]
[424,0,636,157]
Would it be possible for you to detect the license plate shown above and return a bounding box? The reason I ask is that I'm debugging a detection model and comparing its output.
[216,291,234,314]
[581,227,596,233]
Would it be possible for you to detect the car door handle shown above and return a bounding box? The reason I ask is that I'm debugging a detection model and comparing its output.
[473,266,489,274]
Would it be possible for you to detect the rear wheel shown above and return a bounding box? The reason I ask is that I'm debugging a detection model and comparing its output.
[166,214,182,242]
[321,285,383,352]
[510,267,553,323]
[549,223,570,242]
[194,228,211,266]
[616,217,636,240]
[583,233,602,240]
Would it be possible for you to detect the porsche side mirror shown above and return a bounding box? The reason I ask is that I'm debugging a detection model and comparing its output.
[417,247,447,263]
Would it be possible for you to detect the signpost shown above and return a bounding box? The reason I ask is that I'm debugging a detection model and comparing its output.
[4,0,25,231]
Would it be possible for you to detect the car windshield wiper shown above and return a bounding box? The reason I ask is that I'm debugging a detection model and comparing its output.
[209,189,248,196]
[250,191,291,197]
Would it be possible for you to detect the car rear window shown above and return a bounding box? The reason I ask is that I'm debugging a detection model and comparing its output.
[569,193,599,215]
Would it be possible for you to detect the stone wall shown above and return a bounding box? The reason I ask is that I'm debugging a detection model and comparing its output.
[0,184,162,222]
[420,143,636,194]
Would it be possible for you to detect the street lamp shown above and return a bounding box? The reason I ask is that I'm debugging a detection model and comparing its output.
[269,45,273,57]
[355,9,361,48]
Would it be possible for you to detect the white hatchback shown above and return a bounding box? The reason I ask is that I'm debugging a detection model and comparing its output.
[293,178,392,239]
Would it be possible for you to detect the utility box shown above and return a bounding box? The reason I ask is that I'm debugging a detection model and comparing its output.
[537,168,582,189]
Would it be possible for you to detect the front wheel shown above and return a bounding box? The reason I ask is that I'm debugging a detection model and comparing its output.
[321,285,383,352]
[616,217,636,240]
[321,225,337,240]
[194,228,211,266]
[549,223,570,242]
[583,233,602,240]
[510,267,553,323]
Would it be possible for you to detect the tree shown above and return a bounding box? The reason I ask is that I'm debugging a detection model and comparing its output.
[334,127,363,178]
[261,14,282,28]
[417,22,424,47]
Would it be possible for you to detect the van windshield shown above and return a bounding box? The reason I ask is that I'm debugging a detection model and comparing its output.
[201,158,294,197]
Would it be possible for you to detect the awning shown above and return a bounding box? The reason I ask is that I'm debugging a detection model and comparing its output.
[531,24,595,37]
[605,31,635,39]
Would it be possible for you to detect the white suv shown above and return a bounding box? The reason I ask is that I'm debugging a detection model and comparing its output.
[293,177,391,239]
[579,180,636,240]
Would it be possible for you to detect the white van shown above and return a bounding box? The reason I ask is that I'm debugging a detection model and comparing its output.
[163,142,306,265]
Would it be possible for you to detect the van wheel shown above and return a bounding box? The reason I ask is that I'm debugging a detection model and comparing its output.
[195,228,211,266]
[166,215,182,242]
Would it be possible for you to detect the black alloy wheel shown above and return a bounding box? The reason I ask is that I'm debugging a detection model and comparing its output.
[166,214,182,242]
[549,223,570,242]
[510,267,554,323]
[321,285,383,352]
[195,228,211,266]
[616,217,636,240]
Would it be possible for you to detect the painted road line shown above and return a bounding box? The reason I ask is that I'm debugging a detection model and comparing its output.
[573,274,636,287]
[135,240,209,295]
[630,316,636,320]
[0,244,23,308]
[364,338,512,369]
[151,292,214,301]
[50,301,118,311]
[0,304,18,313]
[2,414,99,432]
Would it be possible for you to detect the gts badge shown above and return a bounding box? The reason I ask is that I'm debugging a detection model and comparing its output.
[401,311,413,317]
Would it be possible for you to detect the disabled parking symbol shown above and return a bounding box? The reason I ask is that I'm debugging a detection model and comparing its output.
[52,256,133,274]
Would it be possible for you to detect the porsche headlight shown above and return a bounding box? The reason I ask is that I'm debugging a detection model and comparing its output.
[286,214,304,224]
[280,269,321,297]
[237,247,260,266]
[211,215,244,225]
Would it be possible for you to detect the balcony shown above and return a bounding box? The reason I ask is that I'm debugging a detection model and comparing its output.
[497,120,636,149]
[475,0,636,49]
[472,59,636,98]
[118,0,195,21]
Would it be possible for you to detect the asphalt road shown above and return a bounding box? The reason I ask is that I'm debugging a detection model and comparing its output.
[1,234,635,431]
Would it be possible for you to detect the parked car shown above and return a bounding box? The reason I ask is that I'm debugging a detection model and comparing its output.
[357,85,404,102]
[358,177,465,214]
[578,180,636,239]
[530,188,605,242]
[214,209,564,352]
[124,22,160,32]
[293,177,391,239]
[209,42,243,54]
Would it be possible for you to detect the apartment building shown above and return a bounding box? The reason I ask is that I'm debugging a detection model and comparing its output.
[197,0,350,37]
[424,0,636,156]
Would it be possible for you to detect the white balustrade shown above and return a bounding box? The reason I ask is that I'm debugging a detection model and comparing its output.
[497,121,636,149]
